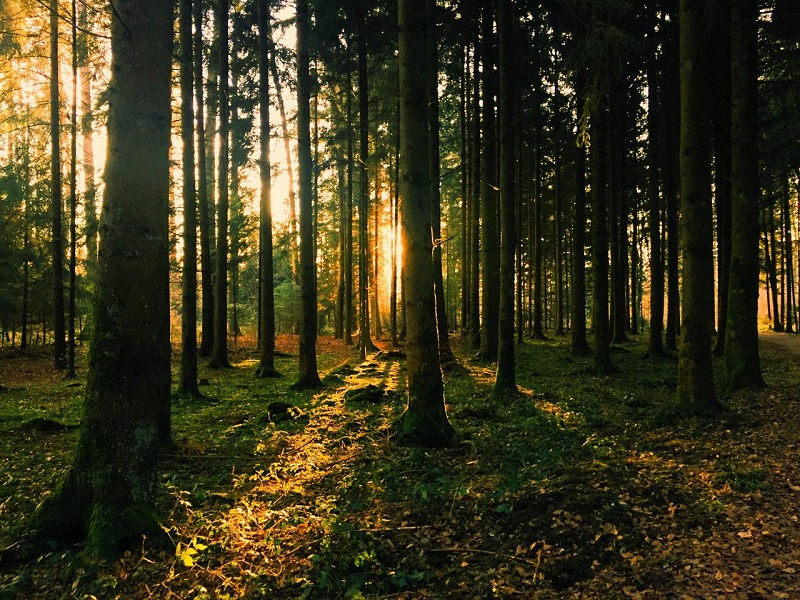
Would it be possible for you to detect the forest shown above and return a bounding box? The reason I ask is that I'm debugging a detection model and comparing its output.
[1,0,800,597]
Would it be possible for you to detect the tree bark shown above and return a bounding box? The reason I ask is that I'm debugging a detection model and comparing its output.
[571,74,589,354]
[676,0,722,413]
[647,61,665,357]
[208,0,231,369]
[591,99,614,374]
[179,0,201,396]
[295,0,321,388]
[427,0,454,365]
[34,0,173,556]
[494,0,516,393]
[50,0,66,370]
[195,0,214,358]
[724,0,764,393]
[395,0,457,448]
[255,0,279,378]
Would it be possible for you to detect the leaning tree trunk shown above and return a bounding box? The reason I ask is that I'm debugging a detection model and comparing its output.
[395,0,457,448]
[33,0,173,556]
[724,0,764,393]
[295,0,321,389]
[676,0,722,413]
[179,0,201,397]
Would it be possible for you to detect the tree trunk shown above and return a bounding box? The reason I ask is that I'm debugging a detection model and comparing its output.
[195,0,214,358]
[647,61,665,357]
[295,0,321,388]
[50,0,66,370]
[255,0,278,378]
[178,0,201,397]
[469,24,481,350]
[427,0,454,365]
[531,16,546,340]
[571,74,589,354]
[34,0,173,556]
[782,173,795,332]
[67,0,78,378]
[79,2,97,275]
[713,0,733,352]
[724,0,764,393]
[479,5,500,359]
[663,10,681,352]
[494,0,516,393]
[357,7,377,358]
[208,0,231,369]
[395,0,457,448]
[591,98,614,374]
[676,0,722,413]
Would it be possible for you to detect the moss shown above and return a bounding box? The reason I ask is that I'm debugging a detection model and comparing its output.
[392,409,459,449]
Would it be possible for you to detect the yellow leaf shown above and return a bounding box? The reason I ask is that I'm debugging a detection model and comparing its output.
[737,530,752,539]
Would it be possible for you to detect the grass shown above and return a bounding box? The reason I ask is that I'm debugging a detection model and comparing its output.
[1,332,799,598]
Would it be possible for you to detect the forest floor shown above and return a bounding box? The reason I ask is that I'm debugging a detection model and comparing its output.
[1,331,800,599]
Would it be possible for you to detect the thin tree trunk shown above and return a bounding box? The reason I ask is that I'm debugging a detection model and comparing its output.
[345,63,355,345]
[196,0,214,357]
[179,0,201,396]
[647,60,665,357]
[571,73,589,354]
[295,0,321,388]
[479,4,500,359]
[783,173,795,332]
[50,0,66,370]
[79,2,97,274]
[67,0,78,378]
[208,0,230,369]
[469,22,481,350]
[256,0,278,378]
[427,0,454,364]
[494,0,516,393]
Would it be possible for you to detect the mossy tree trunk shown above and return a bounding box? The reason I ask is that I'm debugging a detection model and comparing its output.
[179,0,201,397]
[396,0,457,448]
[295,0,321,389]
[34,0,173,556]
[724,0,764,393]
[494,0,517,394]
[676,0,723,413]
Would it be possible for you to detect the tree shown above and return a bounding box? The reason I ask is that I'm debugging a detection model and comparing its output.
[50,0,66,370]
[395,0,457,448]
[33,0,173,556]
[724,0,764,393]
[591,96,614,375]
[295,0,321,389]
[255,0,279,379]
[676,0,722,413]
[179,0,201,398]
[208,0,231,369]
[494,0,517,394]
[647,59,665,358]
[571,72,590,355]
